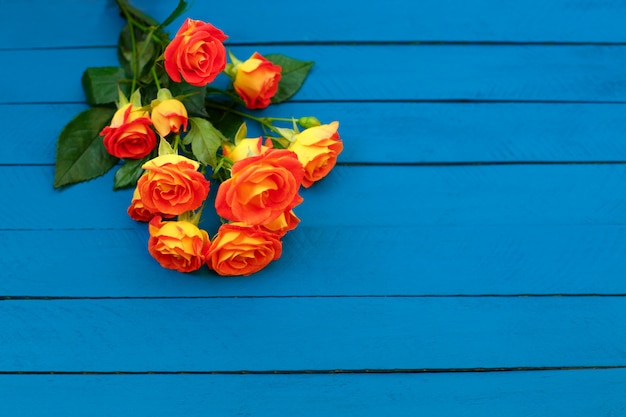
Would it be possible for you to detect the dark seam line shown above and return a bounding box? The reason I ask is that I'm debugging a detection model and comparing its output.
[228,41,626,47]
[0,227,137,232]
[337,161,626,166]
[1,365,625,375]
[3,161,626,169]
[288,99,626,105]
[4,99,626,106]
[4,41,626,51]
[1,294,626,301]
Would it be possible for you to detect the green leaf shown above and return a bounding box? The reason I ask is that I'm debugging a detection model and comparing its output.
[117,24,160,80]
[113,155,152,190]
[54,107,118,188]
[82,67,129,106]
[157,0,189,30]
[115,0,159,27]
[205,104,244,139]
[186,117,226,168]
[158,137,176,156]
[274,127,297,142]
[265,54,314,103]
[234,122,247,144]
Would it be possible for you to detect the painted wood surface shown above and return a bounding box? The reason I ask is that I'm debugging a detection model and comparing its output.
[4,45,626,103]
[2,369,625,417]
[2,0,625,415]
[7,102,626,164]
[3,164,626,296]
[0,297,625,371]
[3,0,626,46]
[4,165,626,230]
[3,224,626,296]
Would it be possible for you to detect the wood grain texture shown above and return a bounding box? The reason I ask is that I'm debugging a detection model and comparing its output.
[3,0,626,48]
[8,102,626,165]
[1,369,625,417]
[2,225,626,297]
[3,0,625,412]
[3,165,626,230]
[0,297,624,371]
[3,45,626,103]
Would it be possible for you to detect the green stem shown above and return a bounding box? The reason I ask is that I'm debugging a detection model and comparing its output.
[265,117,297,122]
[205,101,282,135]
[115,0,167,45]
[151,65,161,90]
[179,204,205,226]
[172,134,181,152]
[117,3,139,92]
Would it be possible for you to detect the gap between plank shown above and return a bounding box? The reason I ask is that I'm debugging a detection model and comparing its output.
[1,294,625,301]
[3,161,626,169]
[6,99,626,106]
[4,41,626,52]
[1,365,625,375]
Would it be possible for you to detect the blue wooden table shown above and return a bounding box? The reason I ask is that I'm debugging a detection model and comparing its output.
[2,0,626,415]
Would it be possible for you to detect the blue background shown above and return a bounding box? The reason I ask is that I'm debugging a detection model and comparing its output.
[1,0,625,414]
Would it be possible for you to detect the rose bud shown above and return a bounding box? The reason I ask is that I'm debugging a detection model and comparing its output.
[127,187,154,222]
[151,98,188,137]
[100,103,156,159]
[288,121,343,188]
[261,209,300,238]
[221,137,272,163]
[232,52,282,109]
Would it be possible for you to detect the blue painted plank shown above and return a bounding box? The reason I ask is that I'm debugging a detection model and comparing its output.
[8,102,626,165]
[3,165,625,230]
[0,297,624,371]
[1,369,625,417]
[3,0,626,48]
[2,225,626,297]
[3,45,626,103]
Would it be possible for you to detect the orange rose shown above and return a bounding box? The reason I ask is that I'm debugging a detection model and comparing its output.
[127,188,154,222]
[206,222,282,276]
[164,18,228,87]
[288,121,343,188]
[221,136,271,163]
[151,98,188,137]
[215,149,304,225]
[148,216,210,273]
[127,188,176,222]
[261,210,300,237]
[137,154,210,217]
[233,52,282,109]
[100,103,156,159]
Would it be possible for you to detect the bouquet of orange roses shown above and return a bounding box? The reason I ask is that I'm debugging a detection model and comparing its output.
[54,0,343,276]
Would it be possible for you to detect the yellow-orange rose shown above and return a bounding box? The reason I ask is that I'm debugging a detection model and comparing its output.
[206,222,282,276]
[221,137,272,163]
[233,52,282,109]
[288,121,343,188]
[164,18,228,87]
[261,210,300,237]
[137,154,210,217]
[215,149,304,226]
[151,99,188,137]
[100,103,156,159]
[148,216,210,272]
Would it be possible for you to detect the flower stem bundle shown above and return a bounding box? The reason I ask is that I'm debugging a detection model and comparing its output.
[54,0,343,276]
